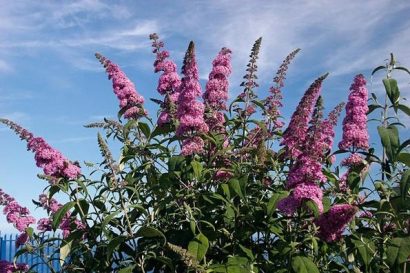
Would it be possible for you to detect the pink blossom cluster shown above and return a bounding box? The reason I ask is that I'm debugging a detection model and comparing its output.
[281,74,328,159]
[0,189,36,247]
[278,103,343,216]
[315,204,357,242]
[341,153,365,167]
[28,137,81,181]
[265,48,300,130]
[176,42,208,155]
[0,119,81,181]
[37,194,85,238]
[0,260,29,273]
[338,74,369,151]
[150,33,181,126]
[203,48,232,132]
[96,53,146,120]
[277,183,323,215]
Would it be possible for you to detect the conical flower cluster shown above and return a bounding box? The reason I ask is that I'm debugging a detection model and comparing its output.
[339,74,369,151]
[0,119,81,181]
[203,47,232,132]
[315,204,357,242]
[150,33,181,126]
[281,74,328,159]
[96,53,146,120]
[176,42,208,155]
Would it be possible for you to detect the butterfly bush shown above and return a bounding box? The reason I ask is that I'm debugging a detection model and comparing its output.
[0,189,35,249]
[0,260,28,273]
[315,204,358,242]
[176,42,209,155]
[0,119,81,182]
[150,33,181,126]
[95,53,146,120]
[265,48,300,130]
[281,74,328,159]
[203,47,232,133]
[0,36,408,273]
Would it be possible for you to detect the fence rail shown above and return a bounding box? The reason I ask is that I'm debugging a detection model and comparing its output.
[0,234,61,273]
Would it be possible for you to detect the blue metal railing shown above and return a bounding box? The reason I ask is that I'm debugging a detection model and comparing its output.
[0,234,61,272]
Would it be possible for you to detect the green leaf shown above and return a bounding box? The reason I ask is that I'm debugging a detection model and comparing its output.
[398,104,410,116]
[52,201,76,230]
[397,153,410,167]
[118,266,135,273]
[228,179,244,199]
[351,238,375,269]
[367,104,383,114]
[101,211,120,230]
[168,156,185,171]
[238,245,254,260]
[383,78,400,111]
[107,236,125,258]
[305,200,320,218]
[386,237,410,267]
[136,226,166,242]
[188,233,209,261]
[378,125,400,162]
[291,256,320,273]
[191,160,203,179]
[396,66,410,75]
[371,65,386,76]
[267,191,288,216]
[400,169,410,200]
[60,240,72,266]
[138,122,151,138]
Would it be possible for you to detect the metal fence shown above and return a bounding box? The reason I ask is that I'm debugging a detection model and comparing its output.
[0,234,61,273]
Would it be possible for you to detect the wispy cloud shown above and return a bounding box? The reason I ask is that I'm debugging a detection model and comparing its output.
[0,59,13,73]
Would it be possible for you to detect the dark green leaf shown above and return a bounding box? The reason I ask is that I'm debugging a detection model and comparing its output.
[136,226,166,242]
[377,125,400,162]
[398,104,410,116]
[291,256,320,273]
[386,237,410,267]
[267,191,288,216]
[383,78,400,111]
[400,169,410,200]
[188,233,209,261]
[138,122,151,138]
[52,201,76,230]
[397,153,410,167]
[228,179,244,199]
[191,161,203,179]
[371,65,386,75]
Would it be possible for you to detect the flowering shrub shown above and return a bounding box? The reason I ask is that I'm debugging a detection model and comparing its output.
[0,35,409,273]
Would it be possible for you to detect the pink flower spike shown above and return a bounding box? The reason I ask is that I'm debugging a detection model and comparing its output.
[281,73,328,159]
[338,74,369,152]
[203,47,232,132]
[0,119,81,181]
[315,204,357,242]
[96,53,146,120]
[176,41,208,155]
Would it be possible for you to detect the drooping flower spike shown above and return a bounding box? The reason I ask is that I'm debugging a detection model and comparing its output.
[150,33,182,126]
[96,53,146,120]
[0,188,36,248]
[176,41,208,155]
[0,119,81,182]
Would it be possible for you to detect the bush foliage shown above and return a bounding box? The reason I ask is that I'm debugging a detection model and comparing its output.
[1,35,410,273]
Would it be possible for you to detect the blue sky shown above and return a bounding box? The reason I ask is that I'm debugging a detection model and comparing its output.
[0,0,410,233]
